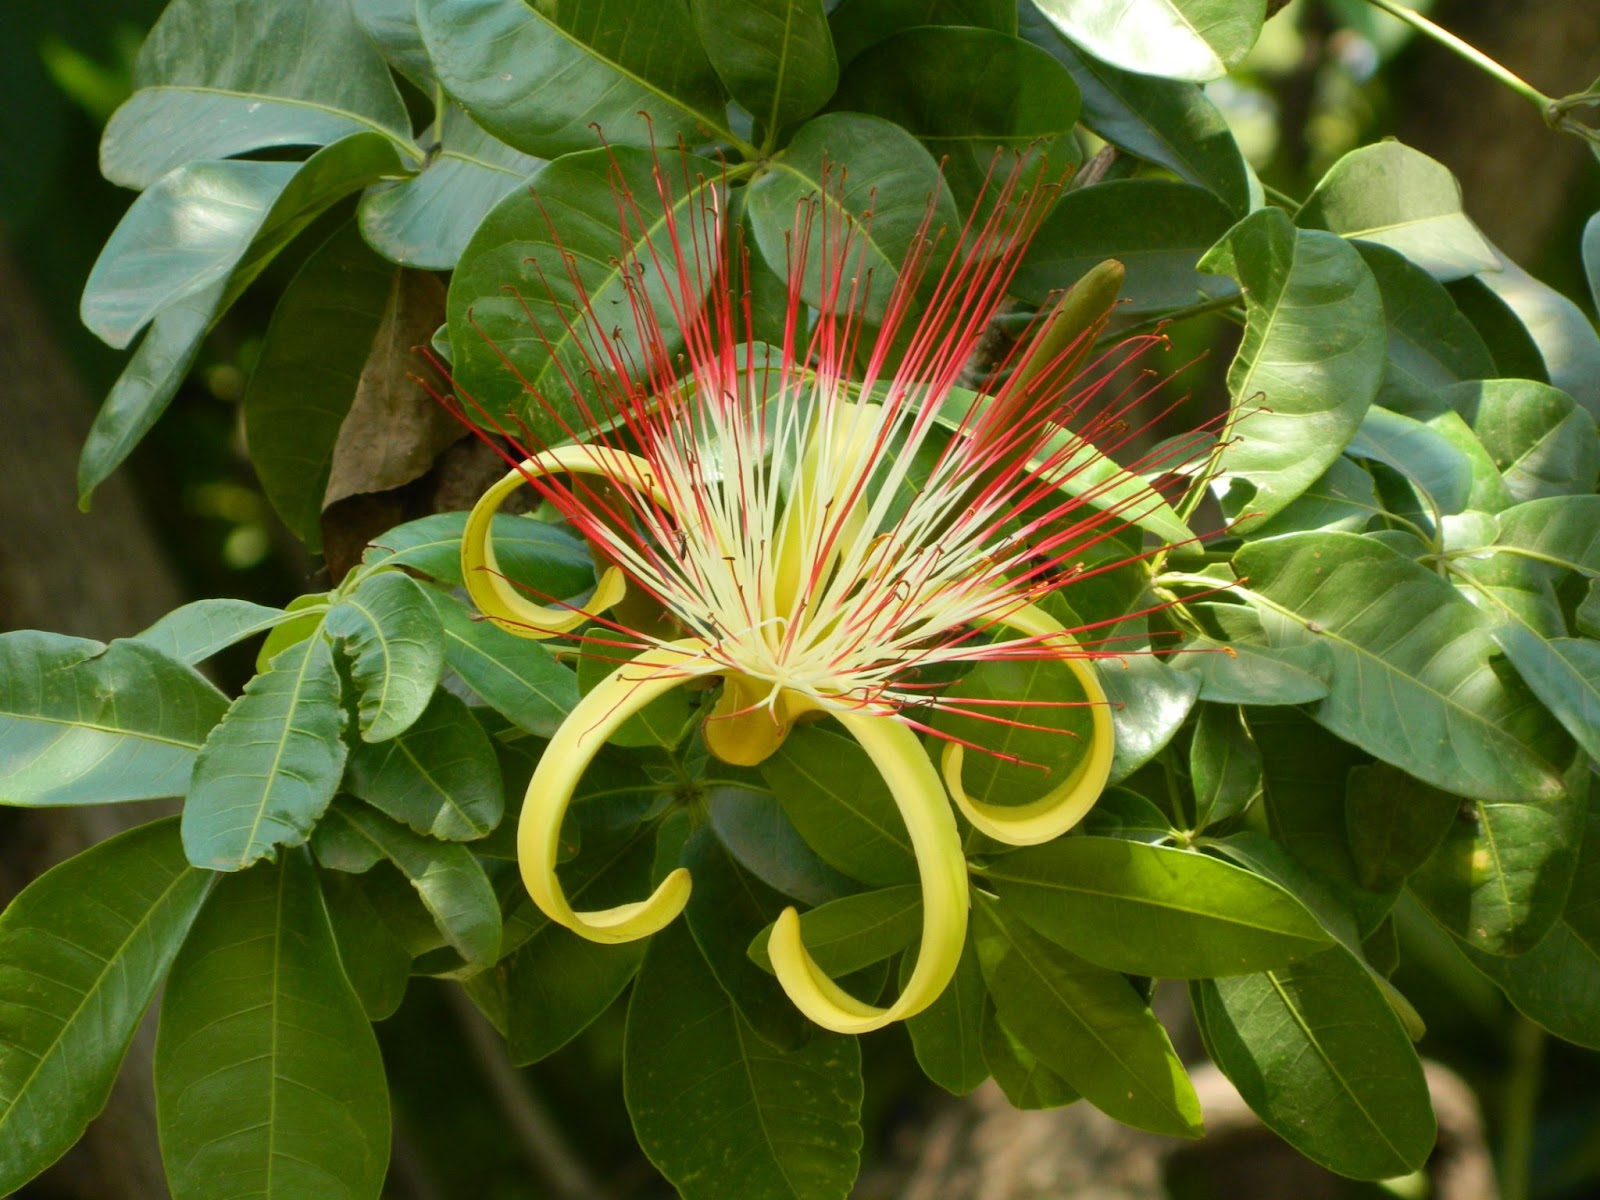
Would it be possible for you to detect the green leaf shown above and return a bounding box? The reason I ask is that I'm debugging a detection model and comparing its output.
[1408,778,1582,956]
[625,921,863,1200]
[101,0,410,190]
[350,0,435,90]
[1020,6,1248,212]
[325,571,445,742]
[0,819,211,1194]
[748,886,921,976]
[1584,211,1600,315]
[183,634,348,871]
[244,221,399,547]
[1494,629,1600,765]
[974,894,1200,1136]
[499,814,657,1063]
[80,136,409,505]
[320,869,413,1021]
[346,689,503,841]
[1492,495,1600,577]
[830,26,1080,213]
[1346,404,1474,516]
[577,645,693,749]
[1460,794,1600,1049]
[1448,379,1600,502]
[1175,602,1333,705]
[980,1003,1079,1109]
[1344,762,1460,893]
[446,145,719,433]
[1298,142,1497,281]
[1189,701,1261,829]
[706,783,862,905]
[1446,275,1549,382]
[0,632,227,806]
[1099,649,1200,782]
[829,0,1016,67]
[1191,945,1435,1180]
[1473,246,1600,419]
[1029,0,1263,82]
[1081,785,1177,843]
[761,724,917,887]
[314,801,501,970]
[156,853,390,1200]
[903,931,989,1095]
[680,824,813,1050]
[1247,456,1382,537]
[986,837,1332,977]
[1013,180,1235,314]
[1235,533,1568,802]
[417,0,732,158]
[255,592,331,670]
[426,588,579,737]
[1356,243,1494,416]
[359,104,541,271]
[746,112,957,321]
[692,0,837,134]
[132,599,288,666]
[1202,208,1386,530]
[364,510,595,595]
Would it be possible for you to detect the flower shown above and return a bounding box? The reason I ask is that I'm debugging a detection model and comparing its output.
[451,150,1183,1034]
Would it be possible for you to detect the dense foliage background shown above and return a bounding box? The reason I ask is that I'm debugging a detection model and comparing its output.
[1,1,1598,1198]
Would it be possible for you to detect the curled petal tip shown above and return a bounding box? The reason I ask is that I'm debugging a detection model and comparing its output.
[769,711,969,1035]
[546,866,692,945]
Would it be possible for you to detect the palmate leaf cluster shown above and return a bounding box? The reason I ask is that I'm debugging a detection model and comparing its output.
[3,0,1600,1197]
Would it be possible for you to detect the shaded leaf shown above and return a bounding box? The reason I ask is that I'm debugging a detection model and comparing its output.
[1474,246,1600,419]
[156,853,389,1200]
[320,869,413,1021]
[625,921,863,1200]
[981,1002,1079,1110]
[1344,762,1460,893]
[706,782,863,905]
[830,0,1016,68]
[1189,701,1261,829]
[693,0,837,134]
[0,632,226,806]
[903,930,989,1095]
[0,819,211,1194]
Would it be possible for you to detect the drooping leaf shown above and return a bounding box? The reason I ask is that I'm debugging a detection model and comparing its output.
[417,0,731,158]
[830,26,1080,212]
[1298,142,1497,281]
[0,632,226,806]
[426,587,579,737]
[346,689,504,841]
[80,135,409,505]
[324,571,445,742]
[313,801,501,970]
[692,0,837,134]
[1013,180,1236,313]
[155,853,390,1200]
[1028,0,1264,83]
[244,222,400,546]
[1201,208,1386,530]
[183,634,348,871]
[1019,6,1249,212]
[975,894,1200,1136]
[1235,533,1568,802]
[1474,246,1600,419]
[446,146,720,433]
[0,819,211,1194]
[625,921,863,1200]
[359,104,541,271]
[131,598,289,666]
[101,0,411,189]
[746,112,957,321]
[1192,945,1436,1180]
[985,837,1331,977]
[1189,701,1262,830]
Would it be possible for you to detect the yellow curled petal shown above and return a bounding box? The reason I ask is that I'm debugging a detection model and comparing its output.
[462,446,668,639]
[768,707,968,1034]
[519,639,707,942]
[940,601,1114,845]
